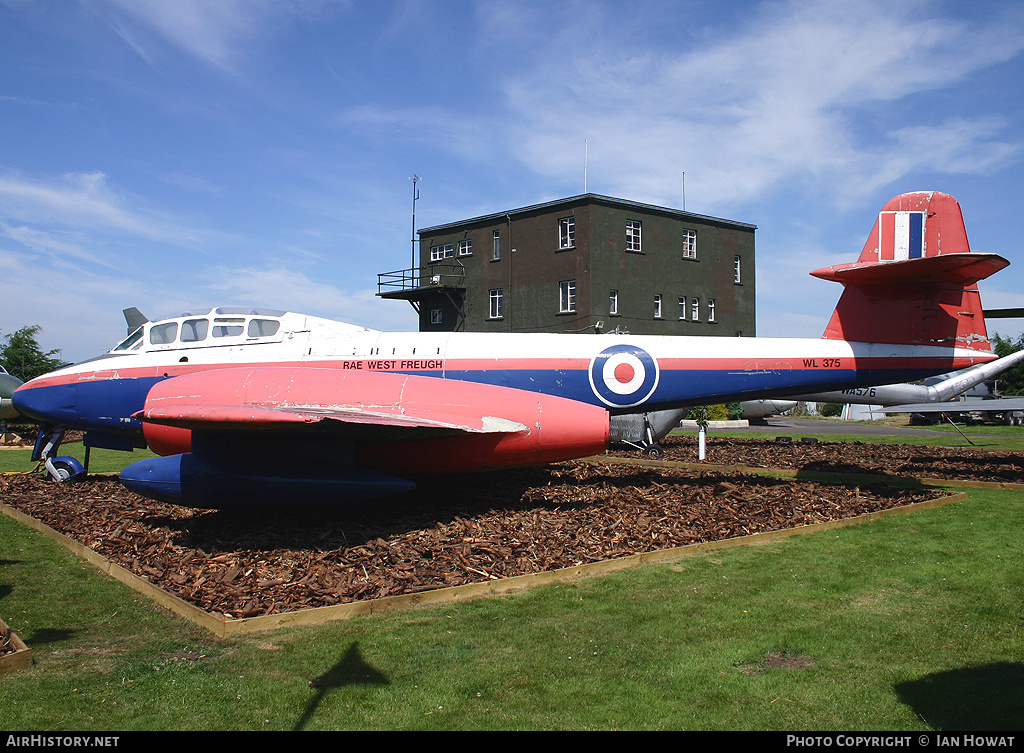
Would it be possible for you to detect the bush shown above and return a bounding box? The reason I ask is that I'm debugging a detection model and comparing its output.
[687,404,730,421]
[818,402,843,417]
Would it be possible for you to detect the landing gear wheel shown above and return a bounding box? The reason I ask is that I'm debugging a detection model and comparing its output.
[46,456,86,483]
[643,444,664,457]
[52,461,77,481]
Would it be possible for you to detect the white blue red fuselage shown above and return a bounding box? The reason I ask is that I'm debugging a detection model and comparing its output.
[13,310,990,449]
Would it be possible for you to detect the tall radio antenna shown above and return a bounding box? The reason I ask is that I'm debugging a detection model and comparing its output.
[584,140,588,193]
[410,174,421,270]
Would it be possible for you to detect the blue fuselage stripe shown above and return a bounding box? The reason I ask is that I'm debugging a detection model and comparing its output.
[13,365,946,436]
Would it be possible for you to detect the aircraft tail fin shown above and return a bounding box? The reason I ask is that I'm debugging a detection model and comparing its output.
[811,191,1008,354]
[123,307,149,335]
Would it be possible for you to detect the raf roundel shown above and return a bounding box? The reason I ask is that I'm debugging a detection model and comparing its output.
[588,344,661,408]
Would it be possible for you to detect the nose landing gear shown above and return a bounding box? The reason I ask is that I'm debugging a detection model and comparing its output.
[32,425,87,482]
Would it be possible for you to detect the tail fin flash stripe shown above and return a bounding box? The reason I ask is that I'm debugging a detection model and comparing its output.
[880,211,926,261]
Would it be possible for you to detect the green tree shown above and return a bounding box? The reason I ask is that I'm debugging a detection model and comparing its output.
[992,333,1024,395]
[0,325,66,382]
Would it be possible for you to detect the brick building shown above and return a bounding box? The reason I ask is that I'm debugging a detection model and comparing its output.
[378,193,755,337]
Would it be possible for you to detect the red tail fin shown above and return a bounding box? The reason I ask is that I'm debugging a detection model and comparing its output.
[811,191,1008,353]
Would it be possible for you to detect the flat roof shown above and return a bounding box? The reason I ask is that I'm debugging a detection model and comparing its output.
[418,193,757,234]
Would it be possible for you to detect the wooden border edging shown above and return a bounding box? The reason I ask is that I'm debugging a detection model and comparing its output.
[0,616,33,676]
[0,502,226,635]
[0,487,968,639]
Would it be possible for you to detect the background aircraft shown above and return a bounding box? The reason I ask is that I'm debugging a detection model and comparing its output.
[740,347,1024,421]
[0,365,23,421]
[610,350,1024,454]
[12,191,1010,506]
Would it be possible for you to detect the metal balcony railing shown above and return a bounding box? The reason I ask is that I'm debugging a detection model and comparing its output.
[377,265,466,295]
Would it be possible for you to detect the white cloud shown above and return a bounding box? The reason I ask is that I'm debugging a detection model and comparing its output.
[0,168,177,240]
[501,0,1024,213]
[890,118,1021,175]
[0,223,117,269]
[82,0,352,73]
[82,0,272,72]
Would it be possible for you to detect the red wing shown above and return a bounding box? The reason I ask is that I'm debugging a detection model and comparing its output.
[134,367,530,438]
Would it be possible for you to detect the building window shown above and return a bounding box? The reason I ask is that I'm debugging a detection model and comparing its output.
[691,297,700,321]
[734,255,742,283]
[558,216,576,249]
[678,296,686,320]
[559,280,576,313]
[458,239,473,256]
[682,229,697,259]
[430,309,443,325]
[708,299,716,322]
[625,220,642,252]
[430,243,454,262]
[609,289,619,316]
[492,230,501,260]
[489,288,504,319]
[654,294,663,319]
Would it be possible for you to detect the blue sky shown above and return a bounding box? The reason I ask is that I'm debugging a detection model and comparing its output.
[2,0,1024,364]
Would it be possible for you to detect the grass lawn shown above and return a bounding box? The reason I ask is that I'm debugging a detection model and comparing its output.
[1,427,1023,730]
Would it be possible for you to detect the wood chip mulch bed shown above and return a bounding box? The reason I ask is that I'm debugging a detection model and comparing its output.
[1,447,948,620]
[0,626,19,657]
[609,435,1024,484]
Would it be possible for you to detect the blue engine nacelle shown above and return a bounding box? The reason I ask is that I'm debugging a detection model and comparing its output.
[119,453,416,507]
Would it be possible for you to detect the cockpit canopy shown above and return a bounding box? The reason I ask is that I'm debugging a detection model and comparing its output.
[112,308,287,352]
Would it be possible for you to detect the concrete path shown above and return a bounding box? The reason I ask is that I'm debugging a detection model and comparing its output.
[715,417,962,437]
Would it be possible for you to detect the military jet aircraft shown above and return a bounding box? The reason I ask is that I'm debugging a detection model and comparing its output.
[0,365,23,421]
[736,347,1024,423]
[12,191,1009,506]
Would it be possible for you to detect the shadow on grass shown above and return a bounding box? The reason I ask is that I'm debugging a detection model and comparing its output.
[23,627,76,646]
[895,662,1024,731]
[294,642,389,731]
[1,559,21,602]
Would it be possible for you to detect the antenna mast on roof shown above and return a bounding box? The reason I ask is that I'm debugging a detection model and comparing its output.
[410,174,421,270]
[584,140,588,193]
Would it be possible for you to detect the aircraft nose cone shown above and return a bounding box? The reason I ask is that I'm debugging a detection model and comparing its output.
[11,380,78,424]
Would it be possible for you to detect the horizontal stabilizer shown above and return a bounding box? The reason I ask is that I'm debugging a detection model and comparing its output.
[810,252,1008,286]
